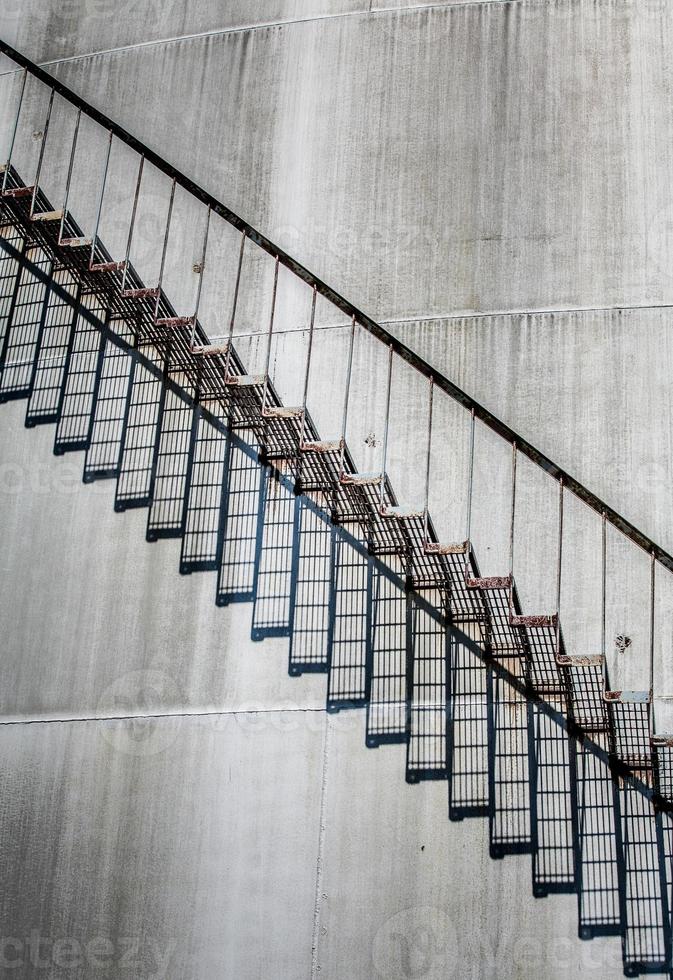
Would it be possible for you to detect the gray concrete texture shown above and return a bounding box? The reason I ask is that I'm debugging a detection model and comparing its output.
[0,0,670,548]
[0,352,664,977]
[0,0,671,977]
[0,710,625,979]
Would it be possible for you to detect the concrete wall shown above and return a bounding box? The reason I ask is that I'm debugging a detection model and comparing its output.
[2,0,671,546]
[0,1,671,976]
[0,400,625,979]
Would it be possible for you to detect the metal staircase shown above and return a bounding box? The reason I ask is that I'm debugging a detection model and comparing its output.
[2,39,673,977]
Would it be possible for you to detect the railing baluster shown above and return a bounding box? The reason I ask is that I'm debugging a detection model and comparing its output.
[223,229,246,377]
[379,344,393,508]
[555,477,564,654]
[261,255,279,414]
[601,509,607,691]
[601,509,607,660]
[650,551,656,698]
[30,88,55,217]
[509,440,517,582]
[59,109,81,245]
[121,154,144,292]
[1,39,673,583]
[299,285,317,449]
[465,407,475,550]
[89,129,113,266]
[155,177,176,315]
[339,315,356,475]
[190,204,211,346]
[2,67,27,193]
[423,377,434,544]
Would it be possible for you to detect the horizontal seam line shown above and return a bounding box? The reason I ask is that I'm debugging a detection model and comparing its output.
[379,301,673,325]
[0,1,517,74]
[0,706,327,726]
[211,298,673,340]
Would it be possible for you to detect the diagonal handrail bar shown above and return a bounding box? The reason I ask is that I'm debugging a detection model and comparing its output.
[1,38,672,573]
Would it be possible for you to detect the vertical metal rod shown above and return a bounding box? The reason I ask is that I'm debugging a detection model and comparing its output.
[157,179,176,288]
[224,229,246,377]
[261,255,280,414]
[154,178,176,317]
[59,109,81,244]
[3,68,28,192]
[299,285,317,448]
[465,408,475,547]
[190,205,211,346]
[30,88,55,216]
[509,441,517,580]
[649,551,656,698]
[601,509,607,659]
[89,128,113,265]
[379,345,394,508]
[339,315,357,474]
[423,378,434,543]
[555,477,564,654]
[121,154,144,291]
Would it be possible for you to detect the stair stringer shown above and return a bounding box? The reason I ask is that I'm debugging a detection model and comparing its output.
[1,183,673,978]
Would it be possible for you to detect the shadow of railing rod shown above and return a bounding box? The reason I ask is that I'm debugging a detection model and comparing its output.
[2,232,669,820]
[1,39,672,574]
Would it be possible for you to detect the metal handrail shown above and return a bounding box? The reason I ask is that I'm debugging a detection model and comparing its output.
[1,37,671,573]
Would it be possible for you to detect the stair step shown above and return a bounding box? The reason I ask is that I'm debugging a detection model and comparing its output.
[155,316,193,328]
[3,185,33,198]
[301,439,342,453]
[425,540,469,556]
[32,209,64,222]
[467,575,512,590]
[556,653,604,667]
[340,471,382,486]
[3,161,672,977]
[380,504,425,519]
[227,374,265,387]
[604,690,650,703]
[60,236,92,248]
[90,260,126,273]
[192,342,229,356]
[263,405,303,419]
[121,287,159,299]
[510,613,557,628]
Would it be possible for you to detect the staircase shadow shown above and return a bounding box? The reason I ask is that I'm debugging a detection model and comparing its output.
[1,220,673,980]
